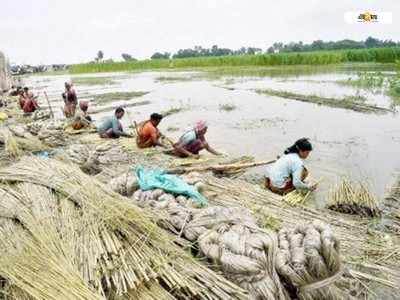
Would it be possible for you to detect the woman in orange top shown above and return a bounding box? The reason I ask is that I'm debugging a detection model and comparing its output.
[136,113,166,148]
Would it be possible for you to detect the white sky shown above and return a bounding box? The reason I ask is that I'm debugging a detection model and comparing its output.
[1,0,399,65]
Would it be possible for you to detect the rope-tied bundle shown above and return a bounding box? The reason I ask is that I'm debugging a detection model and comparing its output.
[197,215,288,300]
[276,220,345,300]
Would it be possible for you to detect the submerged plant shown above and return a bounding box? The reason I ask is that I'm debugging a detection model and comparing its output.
[219,103,237,112]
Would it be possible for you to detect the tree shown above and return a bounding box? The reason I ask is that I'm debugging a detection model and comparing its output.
[267,46,275,54]
[246,47,262,55]
[365,36,380,48]
[121,53,136,61]
[151,52,170,59]
[272,42,283,53]
[95,50,104,62]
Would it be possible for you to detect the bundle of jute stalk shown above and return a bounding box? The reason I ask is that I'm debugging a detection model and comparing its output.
[0,157,248,300]
[0,128,20,158]
[328,179,381,217]
[283,190,311,206]
[0,186,104,300]
[276,220,347,300]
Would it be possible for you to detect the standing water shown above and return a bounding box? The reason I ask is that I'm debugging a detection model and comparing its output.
[24,64,400,206]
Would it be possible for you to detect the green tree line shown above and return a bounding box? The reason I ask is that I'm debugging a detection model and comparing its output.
[147,37,399,60]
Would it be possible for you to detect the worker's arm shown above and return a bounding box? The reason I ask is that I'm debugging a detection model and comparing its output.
[292,165,311,191]
[34,101,40,109]
[111,118,130,137]
[152,132,168,148]
[204,142,221,156]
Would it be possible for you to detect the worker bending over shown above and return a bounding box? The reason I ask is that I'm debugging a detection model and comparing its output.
[173,121,221,159]
[71,101,92,130]
[98,107,132,138]
[265,138,317,195]
[136,113,167,148]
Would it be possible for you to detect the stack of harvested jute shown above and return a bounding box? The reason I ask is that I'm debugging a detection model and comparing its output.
[64,143,130,166]
[0,157,248,300]
[36,120,67,147]
[109,171,345,300]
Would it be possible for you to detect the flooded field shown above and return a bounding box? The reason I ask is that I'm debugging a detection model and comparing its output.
[24,64,400,206]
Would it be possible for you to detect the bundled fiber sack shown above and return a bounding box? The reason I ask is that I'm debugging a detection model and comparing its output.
[197,208,289,300]
[276,220,346,300]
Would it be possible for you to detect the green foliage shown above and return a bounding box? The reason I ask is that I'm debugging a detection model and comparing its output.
[389,79,400,102]
[71,76,117,86]
[70,48,400,74]
[219,103,237,112]
[93,91,148,104]
[337,72,386,91]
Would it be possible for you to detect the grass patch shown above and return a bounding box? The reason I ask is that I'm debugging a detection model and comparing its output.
[162,107,184,117]
[343,94,367,102]
[336,72,389,95]
[219,103,237,112]
[93,91,149,104]
[71,77,117,86]
[155,76,195,83]
[256,89,391,113]
[388,79,400,103]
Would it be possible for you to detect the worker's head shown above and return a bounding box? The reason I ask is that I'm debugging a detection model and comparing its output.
[150,113,163,126]
[79,101,89,112]
[195,120,208,135]
[284,138,313,159]
[65,81,72,90]
[23,87,29,92]
[115,107,125,119]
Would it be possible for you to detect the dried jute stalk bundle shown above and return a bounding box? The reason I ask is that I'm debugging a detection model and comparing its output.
[276,220,347,300]
[327,179,381,218]
[0,128,20,158]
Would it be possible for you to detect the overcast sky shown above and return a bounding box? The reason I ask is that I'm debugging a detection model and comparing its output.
[1,0,399,65]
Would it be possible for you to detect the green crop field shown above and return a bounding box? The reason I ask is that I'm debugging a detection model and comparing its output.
[70,47,400,74]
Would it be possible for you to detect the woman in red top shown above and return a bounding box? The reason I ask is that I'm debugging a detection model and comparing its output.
[22,97,39,113]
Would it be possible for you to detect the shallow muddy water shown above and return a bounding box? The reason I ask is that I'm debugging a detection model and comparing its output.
[24,65,400,206]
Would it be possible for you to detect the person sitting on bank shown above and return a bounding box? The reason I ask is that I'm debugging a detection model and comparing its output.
[62,81,78,118]
[22,95,40,113]
[98,107,132,138]
[172,121,221,159]
[265,138,317,195]
[71,101,93,130]
[136,113,167,148]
